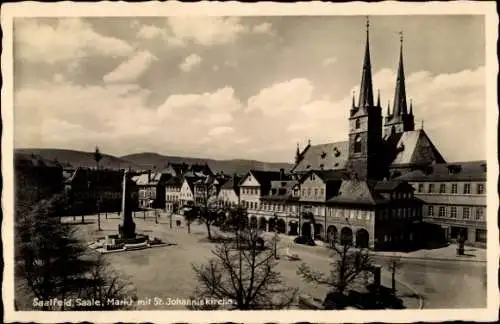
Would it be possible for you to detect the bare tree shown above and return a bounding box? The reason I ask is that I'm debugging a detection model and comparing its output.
[93,146,103,231]
[190,227,297,310]
[386,255,403,295]
[194,177,219,240]
[183,204,197,234]
[297,241,373,296]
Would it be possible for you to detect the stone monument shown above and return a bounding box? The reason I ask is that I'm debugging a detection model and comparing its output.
[118,170,136,238]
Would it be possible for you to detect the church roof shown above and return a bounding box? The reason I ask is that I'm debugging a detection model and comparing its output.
[388,129,446,166]
[292,141,349,173]
[396,161,487,182]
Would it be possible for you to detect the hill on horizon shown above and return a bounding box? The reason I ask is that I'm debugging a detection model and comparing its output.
[15,148,294,175]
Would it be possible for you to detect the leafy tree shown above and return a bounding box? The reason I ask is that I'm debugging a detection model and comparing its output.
[15,193,135,310]
[190,227,297,310]
[297,240,373,297]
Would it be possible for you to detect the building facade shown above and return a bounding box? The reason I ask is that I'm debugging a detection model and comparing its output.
[398,162,487,247]
[165,177,182,213]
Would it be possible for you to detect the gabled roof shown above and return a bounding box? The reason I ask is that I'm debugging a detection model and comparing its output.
[327,180,388,206]
[292,141,349,173]
[166,176,183,186]
[387,129,446,166]
[134,172,165,186]
[396,161,487,182]
[262,180,300,201]
[221,176,241,194]
[240,170,287,187]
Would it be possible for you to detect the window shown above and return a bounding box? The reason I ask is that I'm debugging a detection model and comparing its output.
[451,184,458,194]
[338,209,344,218]
[365,211,371,221]
[354,135,362,153]
[475,207,484,220]
[355,119,361,129]
[255,202,259,210]
[463,207,470,220]
[357,210,363,220]
[418,184,424,193]
[314,188,318,197]
[428,184,435,193]
[438,206,446,218]
[450,207,457,218]
[320,188,325,196]
[307,188,311,196]
[476,183,485,195]
[463,183,471,194]
[439,184,446,194]
[302,189,306,196]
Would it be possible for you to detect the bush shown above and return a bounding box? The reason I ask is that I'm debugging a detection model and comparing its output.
[294,236,316,246]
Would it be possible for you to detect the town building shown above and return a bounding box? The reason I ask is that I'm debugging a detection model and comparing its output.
[165,177,182,213]
[398,161,487,247]
[133,170,170,210]
[217,175,241,209]
[15,153,64,215]
[64,167,135,215]
[239,169,288,213]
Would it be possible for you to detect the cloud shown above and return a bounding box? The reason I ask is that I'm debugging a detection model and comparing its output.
[14,62,485,162]
[103,51,158,83]
[137,24,166,40]
[15,18,133,64]
[252,22,274,35]
[208,126,235,137]
[247,78,315,117]
[179,53,202,72]
[167,17,246,46]
[323,57,337,66]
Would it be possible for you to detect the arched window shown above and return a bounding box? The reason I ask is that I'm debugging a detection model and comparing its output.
[355,119,361,129]
[354,135,362,153]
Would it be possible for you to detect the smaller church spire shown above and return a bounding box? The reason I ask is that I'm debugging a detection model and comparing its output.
[387,100,391,116]
[421,120,424,130]
[358,16,374,108]
[377,89,381,107]
[352,91,356,108]
[409,98,413,115]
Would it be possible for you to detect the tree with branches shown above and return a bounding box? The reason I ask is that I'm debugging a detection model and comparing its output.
[386,255,403,295]
[193,176,219,240]
[15,193,136,310]
[190,226,297,310]
[183,204,198,234]
[93,146,103,231]
[297,240,373,301]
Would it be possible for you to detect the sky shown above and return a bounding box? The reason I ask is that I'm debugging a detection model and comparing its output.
[13,15,486,163]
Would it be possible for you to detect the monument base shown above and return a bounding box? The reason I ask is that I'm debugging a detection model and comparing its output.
[118,222,137,239]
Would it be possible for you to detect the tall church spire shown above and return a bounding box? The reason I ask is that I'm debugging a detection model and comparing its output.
[358,17,374,108]
[392,31,408,116]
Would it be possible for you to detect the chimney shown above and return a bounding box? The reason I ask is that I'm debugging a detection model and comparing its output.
[279,168,285,180]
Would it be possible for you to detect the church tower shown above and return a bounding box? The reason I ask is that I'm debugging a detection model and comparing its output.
[383,32,415,138]
[347,18,384,180]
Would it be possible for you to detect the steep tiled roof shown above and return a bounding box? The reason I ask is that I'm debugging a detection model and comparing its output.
[292,141,348,173]
[309,169,346,182]
[15,153,62,169]
[396,161,487,182]
[327,180,388,206]
[166,176,183,186]
[262,180,299,201]
[388,130,446,166]
[221,176,241,194]
[244,170,288,186]
[134,172,164,186]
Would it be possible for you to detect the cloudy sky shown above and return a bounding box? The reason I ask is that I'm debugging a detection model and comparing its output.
[13,15,486,163]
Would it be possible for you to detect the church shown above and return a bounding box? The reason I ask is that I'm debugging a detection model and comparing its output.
[244,19,486,250]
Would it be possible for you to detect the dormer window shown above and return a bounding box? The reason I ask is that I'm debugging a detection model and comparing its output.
[320,152,327,159]
[333,147,341,157]
[355,119,361,129]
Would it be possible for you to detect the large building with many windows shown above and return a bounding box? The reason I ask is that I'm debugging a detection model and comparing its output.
[398,161,487,247]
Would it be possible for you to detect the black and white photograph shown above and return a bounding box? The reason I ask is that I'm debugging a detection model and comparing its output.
[2,1,498,323]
